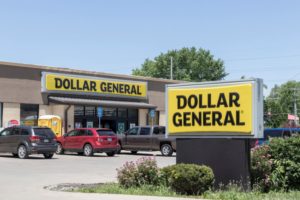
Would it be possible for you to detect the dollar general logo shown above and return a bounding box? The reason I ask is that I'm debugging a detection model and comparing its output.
[167,83,253,135]
[42,72,147,99]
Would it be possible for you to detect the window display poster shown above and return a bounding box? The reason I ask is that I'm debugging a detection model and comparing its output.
[130,123,136,129]
[117,122,125,134]
[87,121,93,128]
[75,122,81,128]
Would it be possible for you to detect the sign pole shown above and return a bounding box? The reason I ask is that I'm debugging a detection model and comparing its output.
[97,107,103,128]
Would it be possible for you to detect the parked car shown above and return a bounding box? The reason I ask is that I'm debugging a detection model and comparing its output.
[0,126,57,159]
[251,128,300,147]
[56,128,119,157]
[118,126,176,156]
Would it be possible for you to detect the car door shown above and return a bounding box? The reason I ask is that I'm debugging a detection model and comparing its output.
[0,128,12,152]
[124,127,140,149]
[74,129,86,150]
[137,127,152,150]
[152,126,166,150]
[8,127,21,152]
[64,130,79,150]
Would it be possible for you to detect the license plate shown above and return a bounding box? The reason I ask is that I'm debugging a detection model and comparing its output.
[107,138,112,142]
[44,139,49,143]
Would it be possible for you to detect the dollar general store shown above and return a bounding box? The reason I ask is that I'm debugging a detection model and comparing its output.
[0,61,180,134]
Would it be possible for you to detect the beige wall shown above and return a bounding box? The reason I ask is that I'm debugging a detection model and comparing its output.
[3,103,20,128]
[51,104,67,134]
[139,109,148,126]
[67,105,74,132]
[51,104,74,134]
[159,111,166,126]
[148,91,165,111]
[39,105,53,116]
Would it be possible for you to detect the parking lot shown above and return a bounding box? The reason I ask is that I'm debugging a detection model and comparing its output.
[0,151,176,200]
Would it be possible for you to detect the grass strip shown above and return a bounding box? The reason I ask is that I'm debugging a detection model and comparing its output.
[76,183,300,200]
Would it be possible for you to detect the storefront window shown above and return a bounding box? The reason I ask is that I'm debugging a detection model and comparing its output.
[85,106,96,116]
[74,106,84,116]
[103,108,116,117]
[20,104,39,126]
[73,106,138,133]
[0,102,2,127]
[118,108,127,118]
[128,109,138,128]
[128,109,138,119]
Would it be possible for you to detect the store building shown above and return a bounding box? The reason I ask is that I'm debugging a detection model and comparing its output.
[0,61,181,134]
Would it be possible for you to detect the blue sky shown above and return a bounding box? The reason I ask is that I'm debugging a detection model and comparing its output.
[0,0,299,95]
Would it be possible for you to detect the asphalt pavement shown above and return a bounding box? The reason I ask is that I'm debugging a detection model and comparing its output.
[0,151,201,200]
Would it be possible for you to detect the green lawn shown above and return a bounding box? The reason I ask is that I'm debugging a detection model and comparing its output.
[76,183,300,200]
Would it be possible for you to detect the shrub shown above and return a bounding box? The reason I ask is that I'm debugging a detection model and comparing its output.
[269,136,300,191]
[161,163,214,195]
[116,161,138,188]
[251,136,300,192]
[135,157,161,186]
[250,145,273,192]
[116,157,160,188]
[269,136,300,163]
[270,159,300,191]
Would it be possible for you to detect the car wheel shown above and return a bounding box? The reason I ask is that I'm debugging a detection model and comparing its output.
[106,152,115,157]
[160,144,173,156]
[18,145,29,159]
[56,143,64,155]
[131,151,138,154]
[117,142,122,154]
[83,144,93,156]
[43,153,54,159]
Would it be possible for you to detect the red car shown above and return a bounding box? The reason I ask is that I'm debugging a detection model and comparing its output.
[56,128,119,157]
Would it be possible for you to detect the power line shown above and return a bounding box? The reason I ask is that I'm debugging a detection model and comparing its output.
[224,54,300,62]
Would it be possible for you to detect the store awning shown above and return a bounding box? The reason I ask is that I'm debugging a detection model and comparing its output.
[48,96,157,109]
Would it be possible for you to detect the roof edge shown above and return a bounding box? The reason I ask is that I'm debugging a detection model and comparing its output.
[0,60,184,84]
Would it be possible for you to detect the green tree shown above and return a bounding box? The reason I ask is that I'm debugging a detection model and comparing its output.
[265,81,300,128]
[132,47,227,81]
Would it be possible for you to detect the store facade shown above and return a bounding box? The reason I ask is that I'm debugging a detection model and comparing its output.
[0,61,180,134]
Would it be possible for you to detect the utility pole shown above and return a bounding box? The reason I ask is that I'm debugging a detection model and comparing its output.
[170,57,173,80]
[294,89,298,126]
[291,88,300,126]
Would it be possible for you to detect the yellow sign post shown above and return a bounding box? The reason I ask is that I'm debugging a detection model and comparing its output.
[166,79,263,138]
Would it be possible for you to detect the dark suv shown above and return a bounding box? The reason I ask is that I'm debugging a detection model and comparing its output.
[0,126,57,159]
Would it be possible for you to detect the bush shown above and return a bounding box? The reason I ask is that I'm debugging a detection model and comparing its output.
[161,163,214,195]
[251,145,273,192]
[269,136,300,163]
[269,136,300,191]
[270,159,300,191]
[251,135,300,192]
[116,157,160,188]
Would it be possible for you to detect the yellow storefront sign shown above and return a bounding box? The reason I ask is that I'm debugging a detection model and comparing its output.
[167,83,255,136]
[42,72,147,98]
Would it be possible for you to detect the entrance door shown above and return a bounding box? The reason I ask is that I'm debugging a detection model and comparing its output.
[101,119,116,133]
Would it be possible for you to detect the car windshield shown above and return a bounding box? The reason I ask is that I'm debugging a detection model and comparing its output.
[96,130,115,136]
[33,128,55,138]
